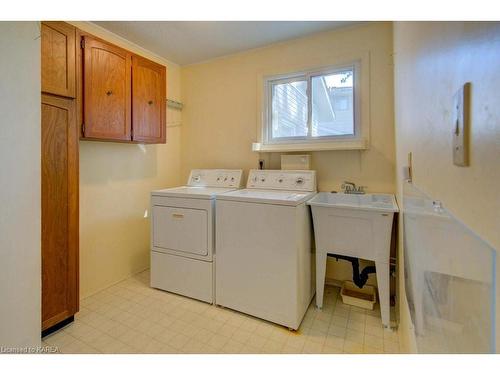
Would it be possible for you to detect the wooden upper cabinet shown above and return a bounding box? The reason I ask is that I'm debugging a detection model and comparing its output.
[82,36,132,141]
[41,21,76,98]
[41,94,79,331]
[79,32,167,144]
[132,55,166,143]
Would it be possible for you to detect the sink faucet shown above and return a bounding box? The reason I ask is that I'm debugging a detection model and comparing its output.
[341,181,366,194]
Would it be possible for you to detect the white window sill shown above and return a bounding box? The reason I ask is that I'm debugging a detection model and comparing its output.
[252,139,368,152]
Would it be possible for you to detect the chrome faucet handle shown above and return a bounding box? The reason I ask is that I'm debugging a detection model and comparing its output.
[341,181,356,193]
[343,185,367,194]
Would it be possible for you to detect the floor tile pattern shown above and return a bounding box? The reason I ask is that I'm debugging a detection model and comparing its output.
[43,270,401,354]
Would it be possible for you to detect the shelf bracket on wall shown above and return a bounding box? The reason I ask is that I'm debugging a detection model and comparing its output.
[167,99,183,111]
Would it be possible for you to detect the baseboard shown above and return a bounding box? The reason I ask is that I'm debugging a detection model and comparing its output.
[41,316,74,338]
[80,266,149,300]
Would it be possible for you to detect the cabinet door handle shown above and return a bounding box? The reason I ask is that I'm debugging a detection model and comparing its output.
[106,90,113,96]
[148,100,153,105]
[172,213,184,219]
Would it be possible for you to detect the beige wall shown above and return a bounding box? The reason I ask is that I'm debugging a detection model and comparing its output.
[70,22,183,298]
[0,22,41,347]
[393,22,500,352]
[181,22,395,282]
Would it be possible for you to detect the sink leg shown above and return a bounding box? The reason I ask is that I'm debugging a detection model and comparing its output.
[375,260,390,328]
[316,250,327,309]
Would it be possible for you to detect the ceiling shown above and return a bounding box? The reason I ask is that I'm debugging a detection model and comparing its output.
[93,21,359,65]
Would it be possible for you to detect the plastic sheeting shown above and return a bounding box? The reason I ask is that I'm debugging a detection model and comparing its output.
[403,181,496,353]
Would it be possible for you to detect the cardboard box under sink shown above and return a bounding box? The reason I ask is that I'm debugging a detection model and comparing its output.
[340,281,377,310]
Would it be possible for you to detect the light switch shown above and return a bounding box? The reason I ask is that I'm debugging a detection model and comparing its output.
[452,82,471,166]
[403,152,413,182]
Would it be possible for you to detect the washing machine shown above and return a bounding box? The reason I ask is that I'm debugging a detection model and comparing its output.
[150,169,243,303]
[215,169,317,330]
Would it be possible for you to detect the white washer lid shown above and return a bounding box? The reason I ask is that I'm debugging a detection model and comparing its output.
[216,188,317,206]
[152,186,239,199]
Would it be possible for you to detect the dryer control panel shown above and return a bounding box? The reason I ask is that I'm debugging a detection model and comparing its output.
[188,169,243,188]
[246,170,316,192]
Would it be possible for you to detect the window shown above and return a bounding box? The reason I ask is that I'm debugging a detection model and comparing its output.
[271,79,308,138]
[256,61,367,152]
[311,69,354,137]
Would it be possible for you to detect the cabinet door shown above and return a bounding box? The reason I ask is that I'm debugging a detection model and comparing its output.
[41,21,76,98]
[132,55,166,143]
[41,95,79,331]
[83,36,132,141]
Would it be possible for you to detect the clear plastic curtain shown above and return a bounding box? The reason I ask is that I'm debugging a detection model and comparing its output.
[403,181,496,353]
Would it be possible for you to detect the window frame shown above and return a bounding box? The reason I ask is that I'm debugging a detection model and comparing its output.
[255,57,368,152]
[264,62,360,145]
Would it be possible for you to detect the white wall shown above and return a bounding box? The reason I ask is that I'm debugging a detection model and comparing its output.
[70,22,183,298]
[0,22,41,348]
[393,21,500,353]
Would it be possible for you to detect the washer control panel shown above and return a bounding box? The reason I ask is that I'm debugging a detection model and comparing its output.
[188,169,243,188]
[246,169,316,192]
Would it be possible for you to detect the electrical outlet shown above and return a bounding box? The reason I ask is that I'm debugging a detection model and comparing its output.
[452,83,471,166]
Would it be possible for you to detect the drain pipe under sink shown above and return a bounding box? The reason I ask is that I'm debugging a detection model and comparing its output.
[327,254,376,289]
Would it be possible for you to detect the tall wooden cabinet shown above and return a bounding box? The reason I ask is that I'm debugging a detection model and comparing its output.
[40,21,167,334]
[41,95,79,331]
[40,21,79,334]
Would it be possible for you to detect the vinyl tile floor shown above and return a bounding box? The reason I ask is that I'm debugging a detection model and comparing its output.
[42,270,401,354]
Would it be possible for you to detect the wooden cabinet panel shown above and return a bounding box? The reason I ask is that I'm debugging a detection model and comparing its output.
[41,22,76,98]
[132,55,166,143]
[82,36,132,141]
[41,94,79,331]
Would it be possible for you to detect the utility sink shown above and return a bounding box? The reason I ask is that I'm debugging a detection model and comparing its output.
[308,192,398,212]
[307,192,399,328]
